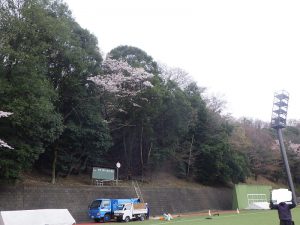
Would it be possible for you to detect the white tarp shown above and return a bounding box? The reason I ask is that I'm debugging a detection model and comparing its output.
[0,209,75,225]
[271,188,292,204]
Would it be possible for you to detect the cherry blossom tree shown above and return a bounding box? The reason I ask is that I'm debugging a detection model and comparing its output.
[88,57,155,122]
[88,57,154,98]
[0,111,13,149]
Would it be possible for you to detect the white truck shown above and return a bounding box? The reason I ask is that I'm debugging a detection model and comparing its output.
[114,203,148,222]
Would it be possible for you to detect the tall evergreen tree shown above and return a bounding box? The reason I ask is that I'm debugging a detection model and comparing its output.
[0,0,111,182]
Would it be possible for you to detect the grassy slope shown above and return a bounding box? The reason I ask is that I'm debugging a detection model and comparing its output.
[21,170,285,189]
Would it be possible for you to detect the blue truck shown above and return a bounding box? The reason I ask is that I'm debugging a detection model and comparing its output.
[88,198,140,222]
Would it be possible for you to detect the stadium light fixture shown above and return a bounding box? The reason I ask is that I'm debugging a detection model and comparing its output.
[271,90,297,203]
[271,90,289,129]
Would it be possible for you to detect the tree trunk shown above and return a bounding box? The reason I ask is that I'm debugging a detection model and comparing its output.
[123,131,131,180]
[187,135,194,177]
[66,152,76,177]
[128,133,134,179]
[51,148,58,184]
[147,142,153,164]
[81,156,89,174]
[66,152,86,177]
[140,125,144,181]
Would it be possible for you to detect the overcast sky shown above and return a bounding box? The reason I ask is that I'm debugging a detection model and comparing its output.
[65,0,300,122]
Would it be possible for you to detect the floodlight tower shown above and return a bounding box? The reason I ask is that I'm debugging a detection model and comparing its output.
[271,90,297,202]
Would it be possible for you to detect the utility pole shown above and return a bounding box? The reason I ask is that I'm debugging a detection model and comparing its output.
[116,162,121,186]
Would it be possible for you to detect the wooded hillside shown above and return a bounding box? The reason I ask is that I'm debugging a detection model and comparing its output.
[1,0,300,186]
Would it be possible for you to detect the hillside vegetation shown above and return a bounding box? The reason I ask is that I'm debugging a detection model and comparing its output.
[1,0,300,189]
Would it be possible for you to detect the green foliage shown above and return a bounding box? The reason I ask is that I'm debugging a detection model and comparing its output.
[0,0,277,186]
[193,120,248,184]
[99,45,250,184]
[230,120,276,181]
[28,0,110,178]
[109,45,159,74]
[0,0,110,181]
[0,0,64,179]
[284,126,300,144]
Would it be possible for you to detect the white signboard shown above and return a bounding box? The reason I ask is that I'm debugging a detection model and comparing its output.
[271,188,292,204]
[92,167,115,180]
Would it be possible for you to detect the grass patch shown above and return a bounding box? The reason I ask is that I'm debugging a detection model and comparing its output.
[136,208,300,225]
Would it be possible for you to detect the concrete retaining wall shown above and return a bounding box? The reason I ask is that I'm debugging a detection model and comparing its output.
[143,186,232,215]
[0,184,232,222]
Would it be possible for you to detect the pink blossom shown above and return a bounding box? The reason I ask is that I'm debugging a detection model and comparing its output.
[132,102,141,108]
[0,110,13,149]
[118,108,127,113]
[0,111,13,118]
[0,139,13,149]
[143,81,153,88]
[88,57,154,97]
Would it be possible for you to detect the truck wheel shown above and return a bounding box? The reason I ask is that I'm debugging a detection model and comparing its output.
[94,218,100,223]
[140,215,145,221]
[125,216,130,222]
[104,214,111,222]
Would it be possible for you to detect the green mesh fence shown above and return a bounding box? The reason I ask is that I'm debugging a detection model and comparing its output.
[232,184,272,209]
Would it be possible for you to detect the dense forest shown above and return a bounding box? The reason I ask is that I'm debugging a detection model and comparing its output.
[1,0,300,186]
